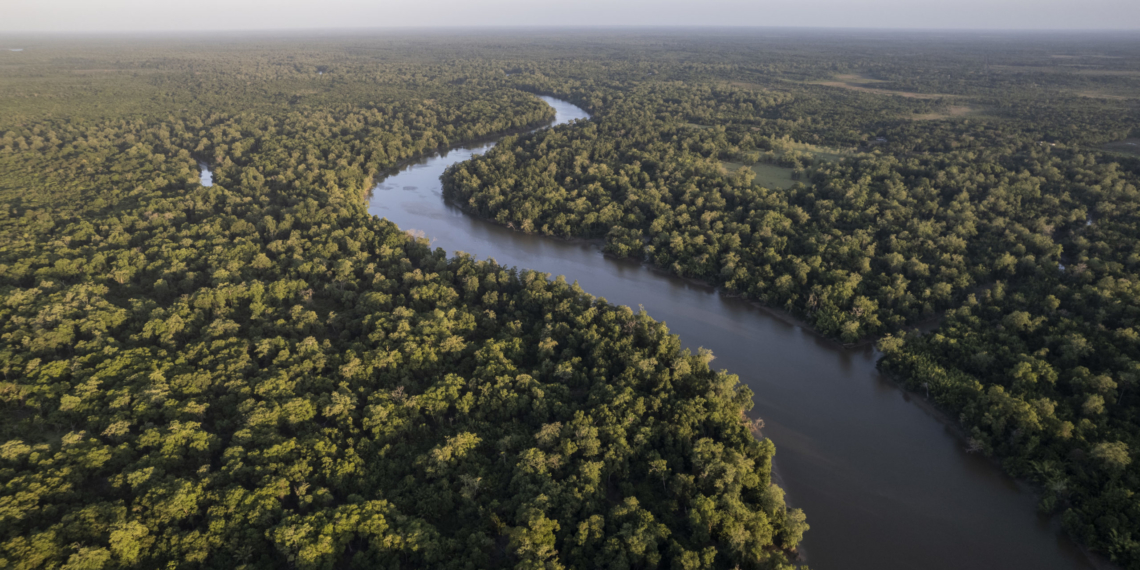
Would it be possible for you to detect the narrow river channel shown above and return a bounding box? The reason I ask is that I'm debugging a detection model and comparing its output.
[367,96,1093,570]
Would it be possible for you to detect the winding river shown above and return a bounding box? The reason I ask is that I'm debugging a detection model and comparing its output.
[367,96,1092,570]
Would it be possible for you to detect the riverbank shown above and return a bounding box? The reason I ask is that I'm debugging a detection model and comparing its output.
[875,364,1117,570]
[438,171,1114,569]
[367,114,558,195]
[366,94,1096,570]
[435,209,890,351]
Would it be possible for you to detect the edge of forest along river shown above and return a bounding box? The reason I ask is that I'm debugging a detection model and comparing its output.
[367,115,559,188]
[367,93,1105,570]
[437,190,897,352]
[874,365,1120,570]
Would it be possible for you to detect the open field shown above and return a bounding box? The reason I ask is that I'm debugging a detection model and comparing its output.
[808,73,954,99]
[721,160,797,188]
[990,64,1140,77]
[910,104,984,120]
[831,73,887,83]
[1102,138,1140,156]
[725,80,772,91]
[1076,90,1138,100]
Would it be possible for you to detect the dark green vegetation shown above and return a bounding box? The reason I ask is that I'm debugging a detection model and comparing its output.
[5,30,1140,570]
[438,31,1140,567]
[0,35,811,570]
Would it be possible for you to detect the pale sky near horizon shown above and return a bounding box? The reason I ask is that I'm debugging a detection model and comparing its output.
[3,0,1138,33]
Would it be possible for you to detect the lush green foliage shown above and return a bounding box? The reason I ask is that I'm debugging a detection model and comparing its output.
[445,74,1140,343]
[5,29,1140,569]
[877,168,1140,565]
[438,31,1140,567]
[0,37,809,570]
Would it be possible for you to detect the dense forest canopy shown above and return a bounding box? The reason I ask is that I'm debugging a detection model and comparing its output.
[0,32,829,570]
[435,31,1140,567]
[1,29,1139,569]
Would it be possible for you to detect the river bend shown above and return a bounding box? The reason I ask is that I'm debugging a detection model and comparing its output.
[367,95,1090,570]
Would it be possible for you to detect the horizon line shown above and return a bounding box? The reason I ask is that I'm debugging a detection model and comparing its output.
[3,24,1140,36]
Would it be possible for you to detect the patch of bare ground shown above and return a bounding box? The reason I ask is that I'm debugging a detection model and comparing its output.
[71,68,162,75]
[725,80,771,91]
[991,64,1140,77]
[831,73,887,83]
[809,74,954,99]
[1076,90,1136,101]
[910,105,981,120]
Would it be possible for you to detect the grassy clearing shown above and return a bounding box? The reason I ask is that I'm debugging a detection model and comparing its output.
[720,161,797,189]
[990,64,1140,77]
[808,73,953,99]
[725,81,769,91]
[1102,139,1140,156]
[831,73,887,84]
[910,105,983,121]
[1076,90,1137,101]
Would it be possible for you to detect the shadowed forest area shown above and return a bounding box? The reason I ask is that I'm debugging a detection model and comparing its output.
[1,29,1140,569]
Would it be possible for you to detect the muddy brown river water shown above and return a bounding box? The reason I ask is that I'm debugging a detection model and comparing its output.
[366,95,1093,570]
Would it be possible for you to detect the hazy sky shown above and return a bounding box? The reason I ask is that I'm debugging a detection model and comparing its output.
[3,0,1139,32]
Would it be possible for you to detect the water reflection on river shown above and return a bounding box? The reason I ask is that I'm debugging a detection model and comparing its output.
[367,96,1091,570]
